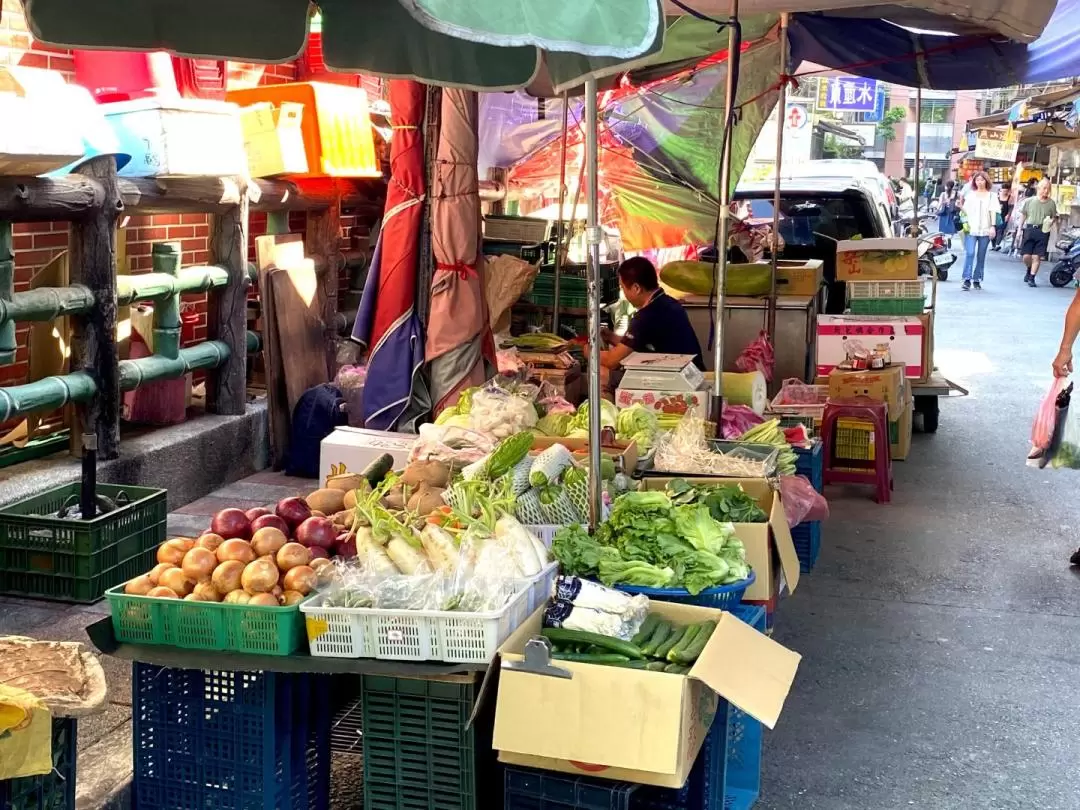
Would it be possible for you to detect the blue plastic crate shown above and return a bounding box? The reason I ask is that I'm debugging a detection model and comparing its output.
[793,442,823,492]
[504,768,638,810]
[0,717,77,810]
[630,605,765,810]
[791,521,821,573]
[132,664,330,810]
[614,572,755,609]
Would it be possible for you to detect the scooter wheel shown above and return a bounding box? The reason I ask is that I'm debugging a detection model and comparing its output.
[936,268,948,282]
[1050,264,1074,288]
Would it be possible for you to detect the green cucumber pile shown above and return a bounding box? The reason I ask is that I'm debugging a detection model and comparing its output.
[541,615,716,674]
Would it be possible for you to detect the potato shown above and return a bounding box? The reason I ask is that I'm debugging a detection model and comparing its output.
[401,459,451,489]
[306,488,343,513]
[325,473,369,494]
[407,484,446,516]
[381,483,406,511]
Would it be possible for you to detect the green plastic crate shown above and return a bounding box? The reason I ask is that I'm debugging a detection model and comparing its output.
[104,585,309,655]
[362,675,492,810]
[848,297,925,315]
[0,483,166,602]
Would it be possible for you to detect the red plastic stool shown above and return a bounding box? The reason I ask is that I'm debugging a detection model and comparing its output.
[821,397,894,503]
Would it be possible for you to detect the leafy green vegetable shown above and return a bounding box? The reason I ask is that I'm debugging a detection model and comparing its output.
[664,479,767,523]
[571,400,618,433]
[681,550,730,595]
[537,413,573,437]
[616,405,658,450]
[552,524,620,576]
[598,559,675,588]
[672,504,732,555]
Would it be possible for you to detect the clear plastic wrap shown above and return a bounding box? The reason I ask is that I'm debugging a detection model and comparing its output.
[469,387,539,439]
[410,422,496,465]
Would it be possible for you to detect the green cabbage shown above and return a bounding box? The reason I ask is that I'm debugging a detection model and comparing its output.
[537,413,573,437]
[570,400,618,432]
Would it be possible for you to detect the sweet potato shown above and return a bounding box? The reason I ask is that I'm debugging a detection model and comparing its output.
[305,488,347,515]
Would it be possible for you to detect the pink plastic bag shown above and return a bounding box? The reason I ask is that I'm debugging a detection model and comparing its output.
[1032,377,1069,450]
[780,475,830,527]
[735,330,775,382]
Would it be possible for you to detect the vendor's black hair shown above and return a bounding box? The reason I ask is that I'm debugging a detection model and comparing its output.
[617,256,659,290]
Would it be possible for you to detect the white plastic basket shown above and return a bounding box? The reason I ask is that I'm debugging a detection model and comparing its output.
[769,383,828,420]
[301,562,558,662]
[846,279,925,299]
[524,525,560,548]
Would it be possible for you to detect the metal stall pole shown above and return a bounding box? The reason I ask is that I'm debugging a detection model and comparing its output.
[909,84,922,238]
[553,92,570,334]
[584,78,603,528]
[768,12,790,342]
[711,0,741,425]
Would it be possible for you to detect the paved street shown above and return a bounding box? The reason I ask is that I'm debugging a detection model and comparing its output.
[763,247,1080,809]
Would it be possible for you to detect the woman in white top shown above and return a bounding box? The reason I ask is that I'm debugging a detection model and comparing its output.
[959,171,1000,290]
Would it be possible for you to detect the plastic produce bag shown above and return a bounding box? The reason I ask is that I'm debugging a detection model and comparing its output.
[775,378,821,405]
[1030,377,1069,452]
[779,475,830,527]
[1030,382,1080,469]
[735,330,775,382]
[469,387,539,439]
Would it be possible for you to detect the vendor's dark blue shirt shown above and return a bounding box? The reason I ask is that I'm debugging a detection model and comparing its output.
[624,291,705,369]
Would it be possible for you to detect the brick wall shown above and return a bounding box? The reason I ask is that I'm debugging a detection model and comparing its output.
[0,1,384,402]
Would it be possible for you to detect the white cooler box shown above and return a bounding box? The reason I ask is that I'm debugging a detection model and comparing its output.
[318,427,415,488]
[105,98,246,177]
[816,315,927,379]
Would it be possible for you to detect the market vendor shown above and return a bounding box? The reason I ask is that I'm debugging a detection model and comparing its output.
[598,257,704,387]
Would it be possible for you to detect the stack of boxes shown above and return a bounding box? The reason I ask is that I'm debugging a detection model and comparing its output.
[814,237,928,462]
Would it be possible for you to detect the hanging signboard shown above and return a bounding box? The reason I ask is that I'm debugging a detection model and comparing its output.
[816,77,878,113]
[973,128,1020,162]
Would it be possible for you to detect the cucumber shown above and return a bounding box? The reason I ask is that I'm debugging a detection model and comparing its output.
[611,660,650,669]
[541,628,644,660]
[663,662,690,674]
[552,652,631,664]
[361,453,395,487]
[639,620,672,657]
[644,660,669,671]
[667,623,701,662]
[674,620,716,665]
[654,625,688,660]
[631,614,662,647]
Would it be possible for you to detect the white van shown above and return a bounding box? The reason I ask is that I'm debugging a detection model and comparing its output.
[782,159,897,229]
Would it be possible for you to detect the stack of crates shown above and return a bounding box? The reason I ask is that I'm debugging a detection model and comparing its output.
[0,717,77,810]
[792,442,824,572]
[522,263,620,310]
[483,215,550,265]
[132,664,330,810]
[503,605,766,810]
[846,279,925,315]
[361,674,500,809]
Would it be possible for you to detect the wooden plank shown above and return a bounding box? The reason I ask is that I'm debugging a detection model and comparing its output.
[0,175,105,222]
[305,198,341,374]
[70,156,122,459]
[269,262,329,419]
[206,192,250,416]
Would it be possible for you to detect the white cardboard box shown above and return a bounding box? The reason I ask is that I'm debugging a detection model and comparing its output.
[816,315,927,379]
[318,427,414,488]
[104,98,245,178]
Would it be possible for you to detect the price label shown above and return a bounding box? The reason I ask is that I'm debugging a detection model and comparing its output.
[386,629,405,642]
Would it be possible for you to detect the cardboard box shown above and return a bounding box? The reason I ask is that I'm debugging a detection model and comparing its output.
[892,390,914,461]
[639,478,799,602]
[835,238,918,282]
[827,365,907,418]
[532,436,638,474]
[0,67,84,175]
[615,388,708,416]
[816,315,926,380]
[240,102,309,177]
[318,427,415,487]
[774,259,824,297]
[493,601,800,787]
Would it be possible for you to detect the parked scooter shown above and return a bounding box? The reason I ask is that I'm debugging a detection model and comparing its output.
[1050,236,1080,288]
[918,231,956,281]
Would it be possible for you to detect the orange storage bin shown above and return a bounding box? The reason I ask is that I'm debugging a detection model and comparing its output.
[226,82,380,179]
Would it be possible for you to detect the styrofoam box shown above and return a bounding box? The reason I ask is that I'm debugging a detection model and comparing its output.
[301,562,558,663]
[816,314,926,379]
[318,427,415,489]
[104,98,245,177]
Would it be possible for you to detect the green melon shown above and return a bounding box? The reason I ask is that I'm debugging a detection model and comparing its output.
[659,260,773,297]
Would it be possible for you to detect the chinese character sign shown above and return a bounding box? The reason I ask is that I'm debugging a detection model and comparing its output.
[819,78,878,113]
[973,128,1019,163]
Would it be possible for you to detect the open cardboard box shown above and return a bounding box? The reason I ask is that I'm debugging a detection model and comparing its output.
[493,601,800,787]
[639,477,799,602]
[532,435,639,473]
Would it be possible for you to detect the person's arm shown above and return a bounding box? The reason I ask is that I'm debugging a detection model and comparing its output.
[1016,198,1028,230]
[600,342,632,370]
[1054,288,1080,376]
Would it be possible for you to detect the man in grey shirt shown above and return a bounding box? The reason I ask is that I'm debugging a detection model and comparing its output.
[1017,178,1058,287]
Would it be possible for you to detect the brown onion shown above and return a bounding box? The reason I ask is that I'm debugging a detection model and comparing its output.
[191,582,222,602]
[159,567,195,597]
[223,590,251,604]
[211,559,245,594]
[248,592,280,607]
[276,542,312,571]
[283,566,316,596]
[282,590,306,606]
[196,533,225,552]
[147,586,179,599]
[157,538,192,566]
[251,527,288,558]
[148,563,176,585]
[181,547,217,582]
[216,539,256,565]
[241,558,279,594]
[125,575,154,595]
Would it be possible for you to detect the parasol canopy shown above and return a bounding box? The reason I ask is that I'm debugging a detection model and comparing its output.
[19,0,1055,94]
[351,80,426,431]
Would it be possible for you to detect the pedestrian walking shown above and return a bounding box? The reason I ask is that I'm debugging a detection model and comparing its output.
[938,180,960,239]
[991,184,1012,251]
[959,172,999,291]
[1017,178,1058,287]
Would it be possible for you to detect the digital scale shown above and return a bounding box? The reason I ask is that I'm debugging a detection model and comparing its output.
[619,353,706,393]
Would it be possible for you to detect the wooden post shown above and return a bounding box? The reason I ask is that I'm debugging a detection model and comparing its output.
[206,184,250,415]
[305,192,341,375]
[70,156,123,459]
